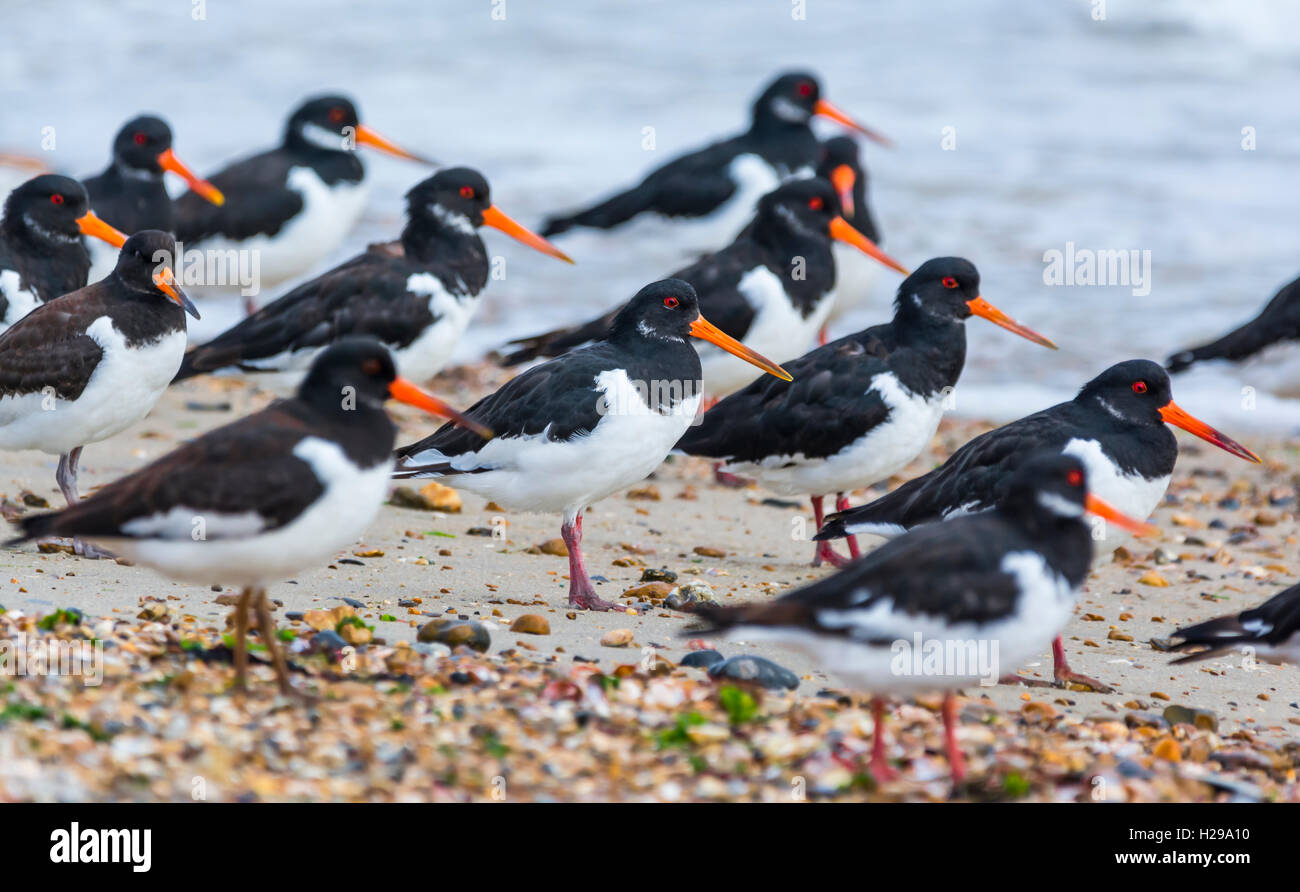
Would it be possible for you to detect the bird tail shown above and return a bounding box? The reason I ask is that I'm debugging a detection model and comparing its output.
[498,314,612,366]
[1166,614,1255,665]
[6,511,61,547]
[814,503,908,541]
[540,184,656,238]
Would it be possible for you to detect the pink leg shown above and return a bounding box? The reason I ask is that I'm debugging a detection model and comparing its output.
[713,461,752,488]
[869,696,897,782]
[942,692,967,783]
[836,493,862,559]
[817,324,829,346]
[811,495,851,568]
[561,512,618,611]
[1051,636,1111,692]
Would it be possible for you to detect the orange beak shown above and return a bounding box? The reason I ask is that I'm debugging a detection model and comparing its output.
[151,266,200,319]
[689,314,792,382]
[965,296,1057,349]
[813,98,893,148]
[1158,401,1261,463]
[157,148,224,206]
[480,205,573,264]
[354,124,434,164]
[75,210,126,248]
[829,164,856,218]
[828,216,908,275]
[1084,493,1160,538]
[389,376,493,439]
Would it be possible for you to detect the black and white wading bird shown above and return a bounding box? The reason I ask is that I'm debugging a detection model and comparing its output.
[0,175,127,332]
[394,279,792,610]
[0,230,199,557]
[1166,272,1300,397]
[82,115,224,279]
[540,71,890,246]
[676,258,1057,567]
[691,453,1155,783]
[173,167,571,392]
[173,95,430,296]
[504,178,906,399]
[1168,582,1300,667]
[816,359,1261,688]
[11,338,483,696]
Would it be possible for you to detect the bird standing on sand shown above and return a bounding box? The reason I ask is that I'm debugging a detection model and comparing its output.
[816,359,1261,689]
[173,167,571,392]
[0,175,127,331]
[173,95,430,296]
[395,279,792,610]
[11,339,481,695]
[692,453,1154,783]
[540,71,889,246]
[677,258,1057,567]
[504,178,906,399]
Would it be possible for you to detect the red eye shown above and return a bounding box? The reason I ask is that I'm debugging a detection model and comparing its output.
[808,196,823,210]
[328,107,345,123]
[50,193,64,205]
[942,276,959,289]
[1067,469,1083,486]
[361,358,382,375]
[797,81,813,97]
[133,132,146,145]
[459,186,475,199]
[1132,381,1147,394]
[663,296,679,309]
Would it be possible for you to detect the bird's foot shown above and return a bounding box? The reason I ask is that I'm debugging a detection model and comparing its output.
[713,467,753,488]
[812,540,853,569]
[1054,667,1113,693]
[72,538,115,560]
[998,673,1055,688]
[868,752,898,784]
[568,589,620,611]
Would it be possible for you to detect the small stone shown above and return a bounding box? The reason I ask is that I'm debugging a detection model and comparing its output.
[215,593,242,606]
[621,581,672,601]
[1107,630,1133,642]
[600,628,634,647]
[666,581,716,612]
[681,649,724,669]
[1021,701,1057,722]
[510,614,551,635]
[1150,691,1171,701]
[1124,711,1168,730]
[339,623,372,645]
[354,548,384,558]
[707,655,798,690]
[418,618,490,652]
[308,630,348,659]
[1170,513,1203,529]
[137,603,169,622]
[1137,571,1169,587]
[693,546,726,558]
[626,484,660,501]
[388,486,434,510]
[419,481,462,513]
[640,568,678,584]
[537,538,568,557]
[1254,511,1278,527]
[1151,737,1182,762]
[20,491,49,508]
[1162,704,1218,731]
[301,610,335,631]
[484,501,506,513]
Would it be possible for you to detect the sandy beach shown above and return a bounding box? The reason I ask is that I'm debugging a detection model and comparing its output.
[0,364,1295,802]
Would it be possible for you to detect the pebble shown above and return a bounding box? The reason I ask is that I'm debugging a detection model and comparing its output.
[419,481,462,513]
[510,614,551,635]
[417,618,491,652]
[388,486,434,510]
[1163,705,1218,731]
[600,629,634,647]
[665,581,716,612]
[680,649,725,669]
[693,546,726,558]
[621,582,672,601]
[625,484,660,501]
[536,539,568,557]
[308,630,348,659]
[707,655,798,690]
[640,568,678,584]
[1137,571,1169,587]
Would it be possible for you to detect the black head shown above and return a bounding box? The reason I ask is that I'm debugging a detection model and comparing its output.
[287,94,360,147]
[299,336,397,410]
[1004,452,1089,520]
[897,257,981,321]
[1075,360,1173,426]
[610,278,701,342]
[753,71,823,127]
[755,177,841,240]
[112,229,199,318]
[3,174,93,243]
[817,136,862,174]
[406,167,492,228]
[111,115,173,174]
[816,136,874,239]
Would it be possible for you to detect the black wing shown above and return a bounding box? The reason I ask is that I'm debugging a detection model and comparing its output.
[1169,583,1300,664]
[677,333,892,462]
[0,292,106,400]
[174,150,304,242]
[1167,275,1300,372]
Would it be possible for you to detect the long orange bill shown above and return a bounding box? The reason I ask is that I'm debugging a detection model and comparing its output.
[152,267,200,319]
[353,124,435,164]
[827,216,908,274]
[481,205,574,264]
[1158,401,1261,463]
[813,98,893,148]
[1085,493,1160,538]
[389,376,493,439]
[75,210,127,248]
[829,163,856,217]
[157,148,224,206]
[965,296,1057,349]
[689,315,792,382]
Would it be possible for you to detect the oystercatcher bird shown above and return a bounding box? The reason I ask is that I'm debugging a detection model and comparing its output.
[173,95,430,294]
[0,175,126,331]
[394,278,792,610]
[82,115,224,279]
[691,452,1154,782]
[540,71,889,245]
[677,257,1056,567]
[1166,273,1300,397]
[0,230,197,556]
[815,136,884,342]
[1168,582,1300,666]
[172,167,570,392]
[11,338,479,695]
[816,358,1261,689]
[503,177,906,398]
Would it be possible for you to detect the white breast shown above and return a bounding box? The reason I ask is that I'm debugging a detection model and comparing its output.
[400,368,701,516]
[1062,437,1169,553]
[0,268,41,331]
[0,317,187,455]
[724,372,948,497]
[392,272,478,383]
